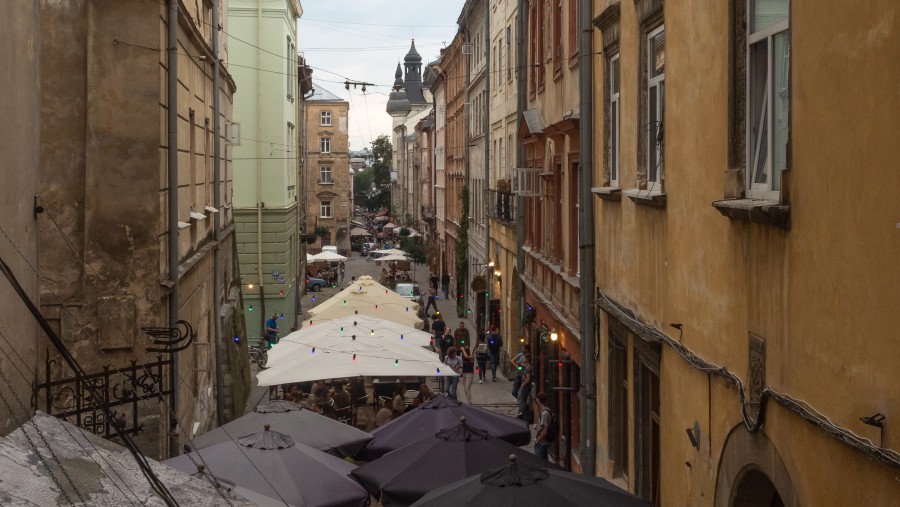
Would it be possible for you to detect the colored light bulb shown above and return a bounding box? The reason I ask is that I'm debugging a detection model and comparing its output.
[248,305,253,311]
[436,368,441,375]
[400,335,404,340]
[394,359,399,366]
[311,347,316,354]
[352,354,356,361]
[233,336,240,343]
[280,313,284,320]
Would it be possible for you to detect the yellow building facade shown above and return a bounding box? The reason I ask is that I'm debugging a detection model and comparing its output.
[590,0,900,505]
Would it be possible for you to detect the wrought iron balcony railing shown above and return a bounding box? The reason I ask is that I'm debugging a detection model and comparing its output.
[485,188,516,224]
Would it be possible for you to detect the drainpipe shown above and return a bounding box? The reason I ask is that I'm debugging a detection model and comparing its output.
[483,4,491,335]
[166,0,180,458]
[211,0,225,427]
[515,0,526,344]
[578,0,597,476]
[256,2,267,336]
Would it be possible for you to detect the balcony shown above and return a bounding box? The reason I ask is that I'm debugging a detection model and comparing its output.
[421,206,436,223]
[486,188,517,225]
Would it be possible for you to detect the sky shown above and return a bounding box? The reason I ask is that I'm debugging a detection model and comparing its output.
[297,0,465,151]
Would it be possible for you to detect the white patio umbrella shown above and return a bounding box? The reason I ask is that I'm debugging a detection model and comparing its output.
[306,253,315,262]
[383,222,397,229]
[256,333,455,386]
[371,248,407,255]
[306,300,422,328]
[311,250,348,262]
[267,315,434,369]
[378,253,411,262]
[350,227,371,237]
[308,275,416,316]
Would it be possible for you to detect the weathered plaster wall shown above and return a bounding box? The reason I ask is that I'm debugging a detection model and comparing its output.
[0,0,41,436]
[305,99,351,252]
[592,0,900,504]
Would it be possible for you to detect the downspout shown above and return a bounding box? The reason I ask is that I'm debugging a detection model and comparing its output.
[212,0,225,426]
[483,5,491,334]
[166,0,180,457]
[256,2,267,335]
[463,26,471,320]
[515,0,527,343]
[578,0,597,476]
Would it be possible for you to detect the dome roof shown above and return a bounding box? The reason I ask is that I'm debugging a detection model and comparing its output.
[385,87,411,117]
[404,39,422,63]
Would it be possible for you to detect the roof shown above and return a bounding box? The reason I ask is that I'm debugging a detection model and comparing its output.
[522,108,546,134]
[308,82,346,102]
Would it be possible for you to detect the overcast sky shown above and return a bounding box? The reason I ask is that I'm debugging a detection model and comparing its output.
[297,0,465,151]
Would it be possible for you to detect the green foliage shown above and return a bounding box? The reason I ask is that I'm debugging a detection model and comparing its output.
[370,135,392,188]
[314,225,329,238]
[398,227,411,237]
[455,186,470,318]
[400,237,427,265]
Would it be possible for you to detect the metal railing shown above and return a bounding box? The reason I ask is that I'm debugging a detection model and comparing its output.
[485,188,516,224]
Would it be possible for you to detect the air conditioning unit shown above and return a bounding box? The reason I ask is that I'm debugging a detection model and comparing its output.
[462,43,473,55]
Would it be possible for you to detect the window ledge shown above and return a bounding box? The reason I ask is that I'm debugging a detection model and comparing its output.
[623,188,667,208]
[712,199,791,229]
[591,186,622,201]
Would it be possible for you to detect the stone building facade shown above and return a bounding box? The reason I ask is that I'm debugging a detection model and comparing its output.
[0,0,41,436]
[442,34,468,302]
[518,0,584,471]
[34,0,249,458]
[590,0,900,505]
[303,85,351,254]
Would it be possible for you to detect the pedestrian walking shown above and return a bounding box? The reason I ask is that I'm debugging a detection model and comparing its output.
[460,345,474,404]
[517,354,534,421]
[453,321,470,349]
[510,344,531,398]
[424,285,438,313]
[429,271,440,297]
[474,335,489,383]
[432,314,448,354]
[486,325,503,381]
[265,313,279,347]
[441,272,451,300]
[533,392,556,461]
[443,347,463,399]
[439,329,455,363]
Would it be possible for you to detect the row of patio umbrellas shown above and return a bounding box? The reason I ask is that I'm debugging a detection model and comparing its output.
[166,395,649,507]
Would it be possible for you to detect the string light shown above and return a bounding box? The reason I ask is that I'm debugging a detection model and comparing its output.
[352,354,356,361]
[248,305,253,311]
[400,334,404,340]
[279,290,284,296]
[280,313,284,320]
[394,359,399,366]
[340,327,344,333]
[312,296,316,301]
[311,347,316,354]
[370,329,375,336]
[436,368,441,375]
[233,336,240,343]
[247,281,254,289]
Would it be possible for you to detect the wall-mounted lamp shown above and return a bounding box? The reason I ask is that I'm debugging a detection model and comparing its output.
[550,329,558,342]
[493,268,502,277]
[860,413,886,446]
[686,421,700,449]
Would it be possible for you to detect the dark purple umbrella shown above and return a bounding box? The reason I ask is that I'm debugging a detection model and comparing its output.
[186,400,372,458]
[351,418,557,506]
[411,455,650,507]
[165,425,369,507]
[360,394,529,460]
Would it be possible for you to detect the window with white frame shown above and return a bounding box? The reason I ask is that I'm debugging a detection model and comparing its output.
[320,137,331,153]
[320,110,332,126]
[286,37,295,100]
[748,0,790,199]
[647,26,665,189]
[610,53,621,187]
[320,166,333,184]
[320,200,332,218]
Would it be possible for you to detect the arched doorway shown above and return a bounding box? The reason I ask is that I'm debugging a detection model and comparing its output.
[732,468,785,507]
[714,425,798,507]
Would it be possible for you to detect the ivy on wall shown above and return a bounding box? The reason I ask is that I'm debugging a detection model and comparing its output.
[455,186,469,318]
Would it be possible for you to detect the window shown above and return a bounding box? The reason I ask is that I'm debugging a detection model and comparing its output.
[506,26,512,80]
[320,111,332,126]
[608,319,629,478]
[553,0,563,75]
[610,54,620,187]
[320,137,331,153]
[748,0,790,198]
[646,26,665,189]
[286,37,295,100]
[635,355,660,504]
[320,201,332,218]
[567,0,578,60]
[320,166,333,184]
